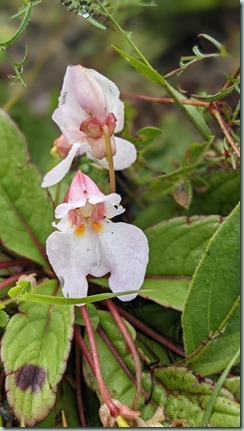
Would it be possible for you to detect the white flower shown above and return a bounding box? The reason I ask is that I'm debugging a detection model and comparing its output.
[42,65,137,188]
[46,171,149,302]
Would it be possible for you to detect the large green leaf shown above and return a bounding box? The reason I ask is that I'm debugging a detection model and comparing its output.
[83,311,240,427]
[182,203,240,375]
[0,110,53,267]
[1,280,74,426]
[139,278,189,311]
[145,215,221,276]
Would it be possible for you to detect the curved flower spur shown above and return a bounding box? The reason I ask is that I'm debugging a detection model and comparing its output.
[46,171,149,302]
[42,65,137,188]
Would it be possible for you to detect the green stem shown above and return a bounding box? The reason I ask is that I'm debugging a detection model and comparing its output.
[200,348,240,426]
[102,124,116,193]
[96,0,152,70]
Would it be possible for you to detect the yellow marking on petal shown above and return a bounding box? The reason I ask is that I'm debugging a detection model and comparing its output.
[75,224,85,236]
[92,221,103,233]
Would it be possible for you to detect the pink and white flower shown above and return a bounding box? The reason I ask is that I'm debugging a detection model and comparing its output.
[46,171,149,302]
[42,65,137,188]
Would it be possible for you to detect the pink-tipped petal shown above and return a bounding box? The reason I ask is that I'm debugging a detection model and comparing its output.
[55,171,124,219]
[98,221,149,301]
[41,143,83,188]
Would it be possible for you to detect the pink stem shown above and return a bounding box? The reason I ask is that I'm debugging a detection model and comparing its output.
[74,326,95,373]
[0,273,25,290]
[105,299,142,409]
[115,304,185,358]
[79,307,120,418]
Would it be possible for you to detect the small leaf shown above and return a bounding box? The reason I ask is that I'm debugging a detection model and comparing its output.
[0,310,9,327]
[0,2,32,49]
[136,126,162,143]
[182,203,240,375]
[112,45,165,86]
[1,280,74,426]
[173,178,192,209]
[0,110,54,266]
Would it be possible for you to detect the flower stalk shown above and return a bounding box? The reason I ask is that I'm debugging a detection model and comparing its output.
[105,299,142,409]
[79,306,120,418]
[102,124,116,193]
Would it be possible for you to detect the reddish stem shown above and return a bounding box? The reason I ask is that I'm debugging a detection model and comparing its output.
[0,258,33,269]
[123,92,210,108]
[114,305,185,358]
[0,273,24,290]
[74,326,95,373]
[75,340,87,427]
[97,326,157,408]
[105,299,142,409]
[211,108,240,157]
[79,307,120,418]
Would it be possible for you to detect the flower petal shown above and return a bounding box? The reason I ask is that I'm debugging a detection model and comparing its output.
[46,228,109,301]
[87,137,137,171]
[88,68,123,118]
[42,143,85,188]
[55,171,124,219]
[98,221,149,301]
[52,106,87,145]
[60,65,108,122]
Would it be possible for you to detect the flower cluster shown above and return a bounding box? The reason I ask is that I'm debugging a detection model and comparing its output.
[44,65,149,303]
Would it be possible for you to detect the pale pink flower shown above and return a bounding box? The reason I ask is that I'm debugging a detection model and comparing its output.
[42,65,137,187]
[46,171,149,302]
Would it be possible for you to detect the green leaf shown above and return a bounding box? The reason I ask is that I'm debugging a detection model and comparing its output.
[83,312,240,426]
[0,110,54,267]
[145,215,221,276]
[0,310,9,327]
[1,280,74,426]
[0,2,32,49]
[19,289,140,305]
[112,45,165,85]
[200,348,240,426]
[182,203,240,375]
[188,169,240,217]
[140,278,189,311]
[224,376,240,401]
[136,126,162,143]
[37,379,80,427]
